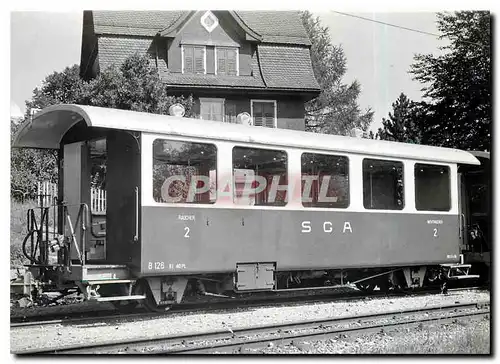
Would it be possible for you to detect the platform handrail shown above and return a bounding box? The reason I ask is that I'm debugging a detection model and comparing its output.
[134,186,139,242]
[23,205,56,265]
[63,203,90,266]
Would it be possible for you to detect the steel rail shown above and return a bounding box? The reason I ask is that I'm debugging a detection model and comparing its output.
[184,308,490,354]
[10,288,382,327]
[10,286,486,328]
[10,310,145,328]
[12,300,489,354]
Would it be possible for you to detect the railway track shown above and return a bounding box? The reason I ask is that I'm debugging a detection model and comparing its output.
[13,300,490,354]
[10,286,486,328]
[9,286,383,326]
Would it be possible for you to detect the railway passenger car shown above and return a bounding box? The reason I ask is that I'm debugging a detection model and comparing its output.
[13,105,481,311]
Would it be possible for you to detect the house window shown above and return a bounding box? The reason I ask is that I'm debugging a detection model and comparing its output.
[216,47,238,76]
[251,100,277,128]
[182,45,205,74]
[200,98,224,122]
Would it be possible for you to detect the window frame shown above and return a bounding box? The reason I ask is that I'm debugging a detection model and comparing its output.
[362,157,405,211]
[181,44,206,75]
[214,46,239,76]
[152,138,218,205]
[231,145,288,207]
[414,163,451,212]
[300,152,350,209]
[250,99,277,128]
[199,97,226,122]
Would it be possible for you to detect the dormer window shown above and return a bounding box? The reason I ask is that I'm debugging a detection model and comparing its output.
[216,47,239,76]
[182,45,206,74]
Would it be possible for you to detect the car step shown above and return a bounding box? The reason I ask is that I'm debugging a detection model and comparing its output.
[447,275,480,280]
[86,279,136,285]
[440,264,472,268]
[92,295,146,302]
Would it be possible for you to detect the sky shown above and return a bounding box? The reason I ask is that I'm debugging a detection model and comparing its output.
[317,11,449,129]
[9,10,449,130]
[10,11,83,118]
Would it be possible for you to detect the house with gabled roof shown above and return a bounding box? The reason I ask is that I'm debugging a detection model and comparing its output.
[80,10,320,130]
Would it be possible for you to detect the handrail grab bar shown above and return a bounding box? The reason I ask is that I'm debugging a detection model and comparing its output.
[134,186,139,242]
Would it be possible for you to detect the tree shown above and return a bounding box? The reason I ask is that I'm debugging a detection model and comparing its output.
[85,54,195,116]
[11,118,58,199]
[301,11,373,135]
[410,11,491,151]
[376,93,424,144]
[25,54,195,116]
[12,66,87,199]
[11,54,195,198]
[26,65,87,112]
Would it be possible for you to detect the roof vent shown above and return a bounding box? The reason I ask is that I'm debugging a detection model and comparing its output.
[169,103,185,117]
[237,112,252,126]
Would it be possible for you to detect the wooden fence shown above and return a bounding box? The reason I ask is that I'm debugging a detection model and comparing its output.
[90,188,107,213]
[37,181,57,207]
[36,181,106,213]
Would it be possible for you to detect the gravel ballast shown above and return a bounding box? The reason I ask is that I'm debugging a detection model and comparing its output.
[252,316,491,354]
[10,289,490,353]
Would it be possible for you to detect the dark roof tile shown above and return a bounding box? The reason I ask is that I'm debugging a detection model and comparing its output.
[92,10,310,44]
[160,73,266,88]
[94,25,160,37]
[236,11,310,44]
[98,37,155,70]
[258,45,319,90]
[93,11,184,36]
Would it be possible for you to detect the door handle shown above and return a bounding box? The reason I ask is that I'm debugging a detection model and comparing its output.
[134,186,139,242]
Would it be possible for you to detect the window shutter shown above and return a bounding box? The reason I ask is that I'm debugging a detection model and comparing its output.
[212,101,223,121]
[254,117,264,127]
[253,103,263,126]
[263,102,275,128]
[200,99,224,122]
[252,102,275,128]
[225,102,236,123]
[227,49,237,76]
[217,48,226,75]
[210,103,217,121]
[194,46,205,74]
[200,101,210,120]
[184,46,194,73]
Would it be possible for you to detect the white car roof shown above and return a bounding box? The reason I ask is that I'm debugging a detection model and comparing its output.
[13,104,480,165]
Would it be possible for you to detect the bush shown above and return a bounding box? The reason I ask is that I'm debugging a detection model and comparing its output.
[10,199,37,268]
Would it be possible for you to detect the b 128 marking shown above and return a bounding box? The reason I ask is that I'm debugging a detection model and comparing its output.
[147,262,186,270]
[148,261,165,270]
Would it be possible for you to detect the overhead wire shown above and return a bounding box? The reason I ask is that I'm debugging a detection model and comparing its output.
[331,11,489,49]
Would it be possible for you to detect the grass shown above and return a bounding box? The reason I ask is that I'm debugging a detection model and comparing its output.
[363,320,490,354]
[10,199,37,268]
